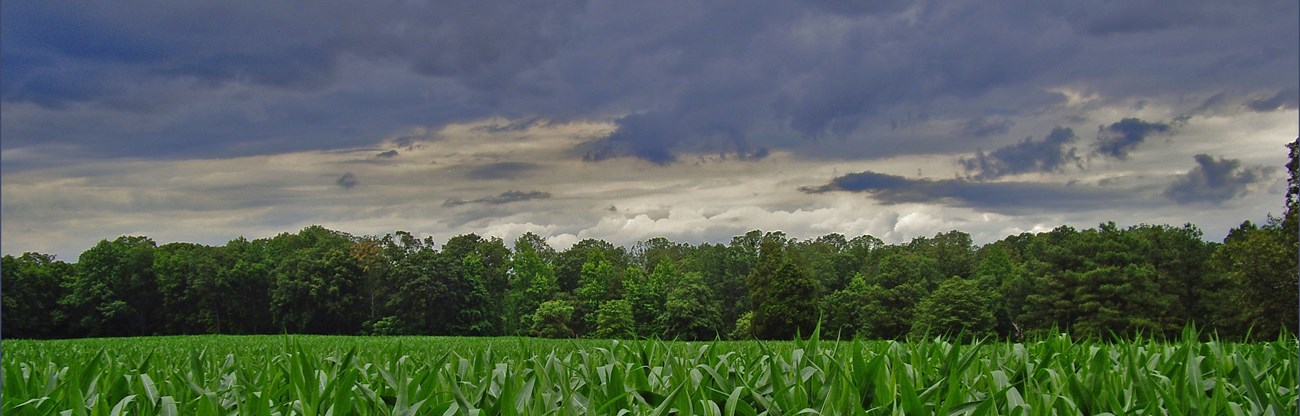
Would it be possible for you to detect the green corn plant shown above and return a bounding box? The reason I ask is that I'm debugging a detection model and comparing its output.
[2,329,1297,415]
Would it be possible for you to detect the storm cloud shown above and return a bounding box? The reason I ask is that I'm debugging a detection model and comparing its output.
[960,127,1081,180]
[1094,118,1172,160]
[1,1,1296,260]
[3,1,1295,167]
[336,172,358,189]
[464,162,543,180]
[1246,87,1300,112]
[1164,154,1272,204]
[961,117,1015,138]
[443,190,551,207]
[804,170,1136,214]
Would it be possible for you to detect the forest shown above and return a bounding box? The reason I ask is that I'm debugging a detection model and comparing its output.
[4,145,1298,342]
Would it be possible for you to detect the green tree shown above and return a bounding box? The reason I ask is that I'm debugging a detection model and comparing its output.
[379,236,465,335]
[1071,264,1162,338]
[574,251,622,335]
[555,238,625,293]
[593,299,636,339]
[271,245,366,334]
[1015,226,1085,335]
[633,237,691,274]
[456,253,497,335]
[659,272,721,340]
[908,230,976,279]
[63,236,159,337]
[475,236,513,334]
[820,273,871,338]
[350,236,389,328]
[530,299,576,338]
[1,253,74,338]
[682,242,748,337]
[624,261,674,337]
[506,236,559,335]
[790,233,850,294]
[218,237,274,334]
[1284,139,1299,239]
[730,311,754,339]
[154,242,224,334]
[858,250,940,339]
[754,262,818,340]
[910,277,996,341]
[746,238,785,339]
[1123,224,1217,334]
[1211,220,1298,338]
[973,246,1023,338]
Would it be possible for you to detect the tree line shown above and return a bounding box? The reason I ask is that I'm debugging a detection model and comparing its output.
[4,144,1298,341]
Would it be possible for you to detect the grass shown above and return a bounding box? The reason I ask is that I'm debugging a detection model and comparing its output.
[3,330,1296,415]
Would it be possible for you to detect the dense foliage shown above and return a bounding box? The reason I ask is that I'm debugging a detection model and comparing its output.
[3,331,1296,414]
[3,143,1298,341]
[9,218,1295,341]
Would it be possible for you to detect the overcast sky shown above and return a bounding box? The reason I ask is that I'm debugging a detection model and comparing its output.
[3,1,1297,260]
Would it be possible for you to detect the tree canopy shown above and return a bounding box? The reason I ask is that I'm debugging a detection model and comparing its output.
[4,142,1297,341]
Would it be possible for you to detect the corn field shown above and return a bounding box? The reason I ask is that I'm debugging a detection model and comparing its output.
[3,330,1297,415]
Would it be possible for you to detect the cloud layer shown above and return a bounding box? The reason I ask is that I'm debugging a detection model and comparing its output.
[960,127,1081,180]
[3,1,1296,167]
[1164,154,1272,204]
[1,1,1297,259]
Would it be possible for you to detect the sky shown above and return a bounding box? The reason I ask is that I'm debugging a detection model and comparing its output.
[2,1,1298,260]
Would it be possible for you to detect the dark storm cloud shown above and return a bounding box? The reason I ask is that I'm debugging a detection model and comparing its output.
[960,127,1081,180]
[375,150,399,158]
[336,172,358,189]
[2,1,583,103]
[1164,154,1271,204]
[1074,1,1224,36]
[1246,87,1300,112]
[443,190,551,207]
[961,117,1015,138]
[464,162,542,180]
[803,170,1138,214]
[1093,118,1172,160]
[1,0,1295,167]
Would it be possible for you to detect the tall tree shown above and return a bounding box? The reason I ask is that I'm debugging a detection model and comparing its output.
[907,230,976,279]
[1211,219,1298,338]
[555,239,626,293]
[746,238,785,339]
[456,253,496,335]
[660,271,722,340]
[753,262,818,339]
[350,236,389,328]
[593,299,636,339]
[858,249,940,339]
[506,236,559,335]
[1284,139,1298,239]
[530,299,576,338]
[219,237,274,334]
[269,226,365,334]
[820,273,871,338]
[2,253,74,338]
[154,242,224,334]
[63,236,159,337]
[624,260,675,337]
[574,251,623,335]
[973,246,1025,338]
[910,277,996,341]
[682,242,748,337]
[1016,226,1086,335]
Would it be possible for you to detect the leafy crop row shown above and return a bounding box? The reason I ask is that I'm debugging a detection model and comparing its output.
[4,330,1296,415]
